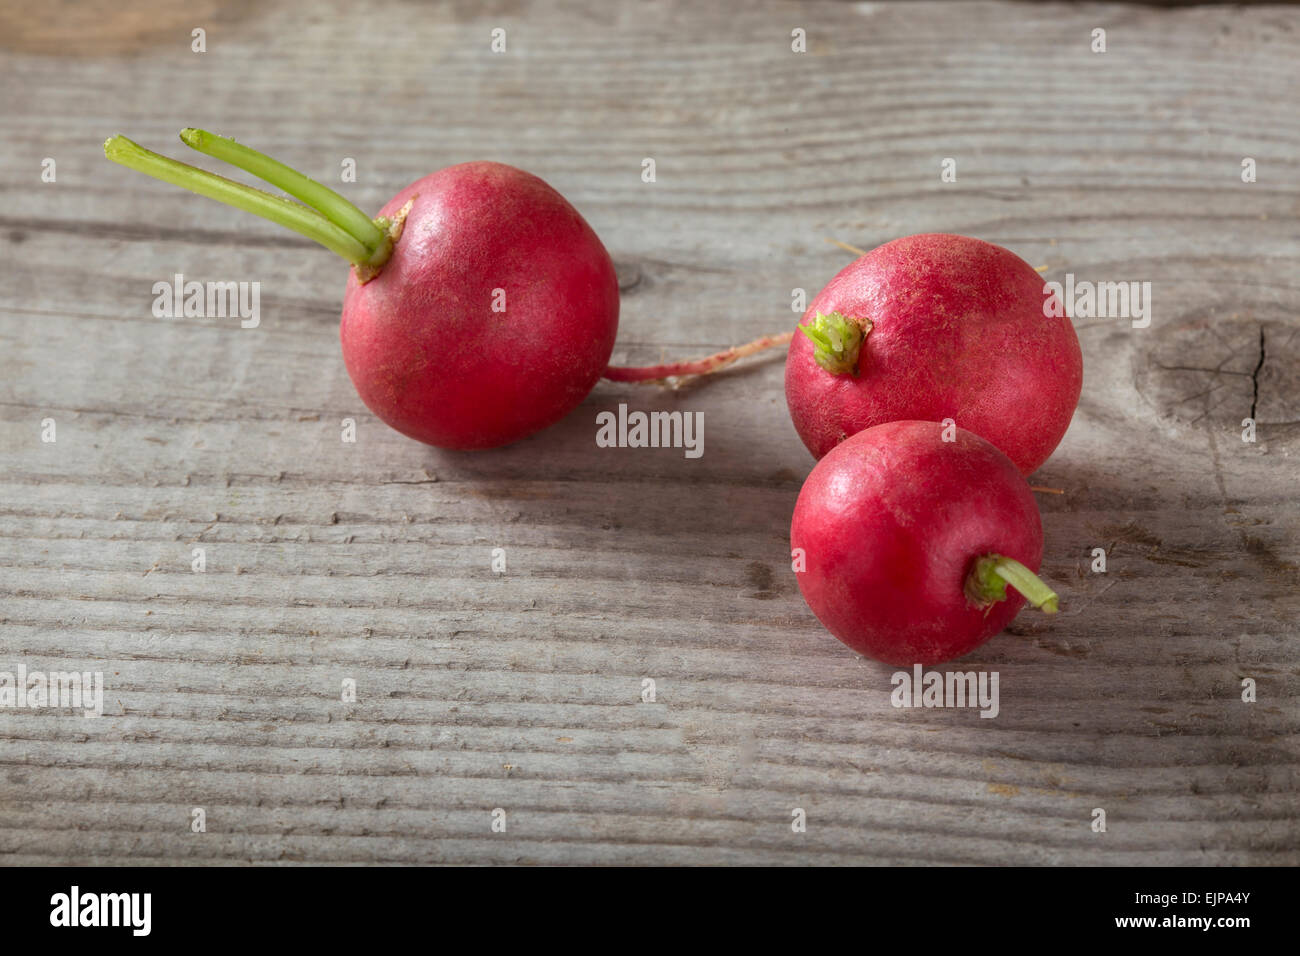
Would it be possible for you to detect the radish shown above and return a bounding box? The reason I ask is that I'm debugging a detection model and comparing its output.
[785,234,1083,475]
[105,130,792,447]
[106,130,620,449]
[790,419,1059,665]
[338,162,620,449]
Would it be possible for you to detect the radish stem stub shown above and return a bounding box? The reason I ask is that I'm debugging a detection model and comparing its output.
[965,554,1059,614]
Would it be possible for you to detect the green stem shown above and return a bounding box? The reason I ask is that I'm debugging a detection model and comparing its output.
[179,128,385,250]
[105,135,371,264]
[798,310,871,376]
[965,554,1059,614]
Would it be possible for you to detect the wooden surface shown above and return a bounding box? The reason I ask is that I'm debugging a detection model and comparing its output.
[1,0,1298,865]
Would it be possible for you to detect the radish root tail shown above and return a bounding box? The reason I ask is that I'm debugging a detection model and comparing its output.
[604,331,795,384]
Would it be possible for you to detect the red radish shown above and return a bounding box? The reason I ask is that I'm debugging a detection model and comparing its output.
[106,131,618,449]
[105,130,790,446]
[339,163,618,448]
[785,234,1083,475]
[791,419,1059,665]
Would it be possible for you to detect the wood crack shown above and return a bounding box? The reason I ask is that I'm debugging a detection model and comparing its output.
[1249,326,1267,422]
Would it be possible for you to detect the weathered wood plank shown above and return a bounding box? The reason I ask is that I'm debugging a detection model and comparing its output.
[0,0,1297,865]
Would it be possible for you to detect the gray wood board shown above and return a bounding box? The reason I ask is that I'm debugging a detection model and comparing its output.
[0,0,1297,865]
